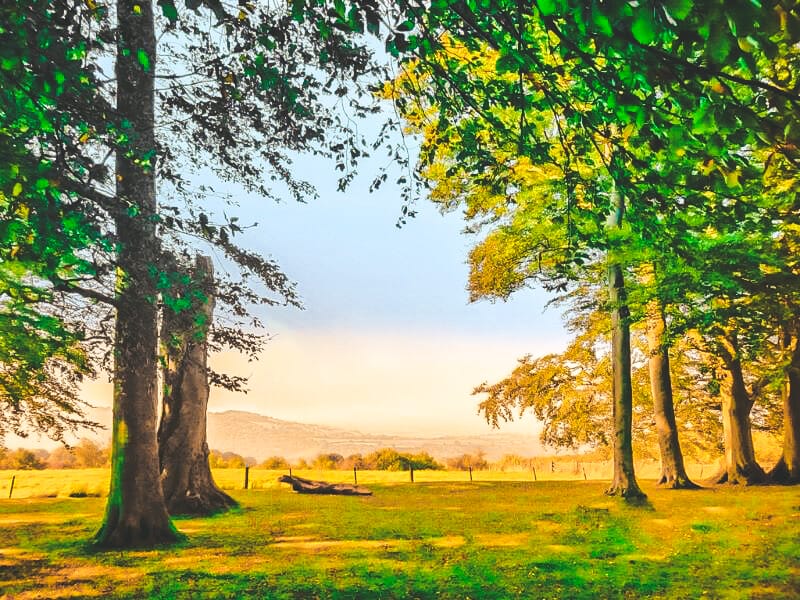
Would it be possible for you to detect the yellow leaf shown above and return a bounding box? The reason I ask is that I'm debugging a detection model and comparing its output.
[622,123,635,141]
[224,73,234,84]
[772,178,796,194]
[737,37,755,53]
[79,132,90,143]
[709,78,730,95]
[133,4,141,14]
[12,182,23,196]
[699,159,715,176]
[238,10,247,20]
[724,169,741,188]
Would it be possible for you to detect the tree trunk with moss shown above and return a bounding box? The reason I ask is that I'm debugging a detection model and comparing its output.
[158,255,238,515]
[604,186,645,501]
[769,329,800,484]
[95,0,180,548]
[715,333,766,485]
[645,302,698,489]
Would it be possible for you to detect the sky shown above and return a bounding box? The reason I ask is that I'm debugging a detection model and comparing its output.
[187,149,570,436]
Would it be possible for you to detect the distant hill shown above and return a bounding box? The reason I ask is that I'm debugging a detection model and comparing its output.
[9,408,544,462]
[205,410,544,462]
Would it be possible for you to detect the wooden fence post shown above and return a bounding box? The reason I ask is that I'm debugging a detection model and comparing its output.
[353,466,358,486]
[469,466,473,482]
[410,464,414,483]
[532,465,537,481]
[244,466,250,490]
[8,475,15,499]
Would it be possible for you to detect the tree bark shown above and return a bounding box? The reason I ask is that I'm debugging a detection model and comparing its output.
[715,334,766,485]
[645,301,698,489]
[158,256,238,515]
[95,0,180,548]
[769,330,800,484]
[604,187,646,501]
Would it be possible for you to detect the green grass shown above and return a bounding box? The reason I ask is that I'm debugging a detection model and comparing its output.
[0,470,798,598]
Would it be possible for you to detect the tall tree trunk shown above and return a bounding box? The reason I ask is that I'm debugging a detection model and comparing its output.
[715,334,766,485]
[604,186,646,500]
[769,329,800,484]
[95,0,180,548]
[645,300,698,489]
[158,255,238,515]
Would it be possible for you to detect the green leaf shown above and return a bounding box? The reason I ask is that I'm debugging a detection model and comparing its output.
[137,49,150,71]
[631,10,657,44]
[707,28,732,64]
[664,0,692,21]
[536,0,557,16]
[1,56,20,70]
[495,50,524,74]
[592,5,613,37]
[157,0,178,22]
[691,102,716,134]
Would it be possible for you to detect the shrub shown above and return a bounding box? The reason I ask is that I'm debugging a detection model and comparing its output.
[363,448,443,471]
[260,456,290,470]
[73,439,108,468]
[209,450,248,469]
[312,453,344,470]
[2,449,47,470]
[446,452,488,471]
[47,446,77,469]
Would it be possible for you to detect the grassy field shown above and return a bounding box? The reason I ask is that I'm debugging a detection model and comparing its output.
[0,470,798,599]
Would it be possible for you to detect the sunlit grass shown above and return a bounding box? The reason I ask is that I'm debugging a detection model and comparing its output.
[0,470,798,598]
[0,461,724,499]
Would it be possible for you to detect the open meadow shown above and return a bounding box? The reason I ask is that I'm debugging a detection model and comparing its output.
[1,469,798,599]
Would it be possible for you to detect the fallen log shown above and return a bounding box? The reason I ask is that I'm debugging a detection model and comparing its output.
[278,475,372,496]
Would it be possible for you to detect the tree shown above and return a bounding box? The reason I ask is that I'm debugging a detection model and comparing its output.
[476,300,724,463]
[644,294,697,488]
[770,320,800,483]
[47,446,77,469]
[4,0,383,547]
[74,438,108,468]
[94,0,179,548]
[158,255,235,515]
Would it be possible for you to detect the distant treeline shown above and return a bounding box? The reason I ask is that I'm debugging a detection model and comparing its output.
[3,444,679,473]
[0,439,109,470]
[211,449,576,472]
